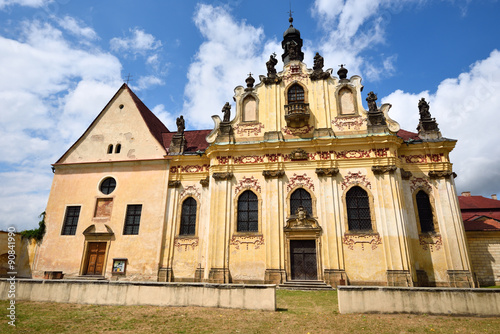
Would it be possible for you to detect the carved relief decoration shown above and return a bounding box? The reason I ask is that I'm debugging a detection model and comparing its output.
[336,150,371,159]
[181,165,209,173]
[234,176,261,194]
[372,148,389,157]
[283,65,309,84]
[265,153,282,162]
[180,185,201,200]
[212,172,233,181]
[287,173,315,192]
[410,177,432,193]
[290,148,308,161]
[342,233,382,251]
[419,234,442,252]
[171,165,209,173]
[217,156,232,165]
[341,171,371,190]
[317,151,334,160]
[428,170,455,179]
[372,165,397,175]
[282,125,314,135]
[174,237,199,251]
[400,153,443,164]
[234,155,264,164]
[168,180,181,188]
[230,235,264,250]
[234,122,265,136]
[315,168,339,177]
[332,116,366,131]
[262,170,285,179]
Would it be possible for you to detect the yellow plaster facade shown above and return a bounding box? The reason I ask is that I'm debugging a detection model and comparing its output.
[34,21,474,288]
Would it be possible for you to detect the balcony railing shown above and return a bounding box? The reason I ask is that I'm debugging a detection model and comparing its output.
[284,102,310,128]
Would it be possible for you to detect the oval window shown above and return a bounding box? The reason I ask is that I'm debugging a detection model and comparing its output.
[100,177,116,195]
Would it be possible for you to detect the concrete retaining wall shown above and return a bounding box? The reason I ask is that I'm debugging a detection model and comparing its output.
[0,279,276,311]
[338,286,500,316]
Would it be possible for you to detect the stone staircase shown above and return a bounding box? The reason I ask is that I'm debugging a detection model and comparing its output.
[278,280,334,291]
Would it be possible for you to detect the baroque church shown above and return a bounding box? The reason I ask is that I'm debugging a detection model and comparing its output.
[34,17,474,288]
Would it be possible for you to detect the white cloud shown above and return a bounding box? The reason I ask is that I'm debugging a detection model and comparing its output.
[133,75,164,91]
[152,104,176,132]
[0,0,52,9]
[183,4,280,129]
[110,28,162,55]
[0,19,122,230]
[382,50,500,196]
[56,16,97,40]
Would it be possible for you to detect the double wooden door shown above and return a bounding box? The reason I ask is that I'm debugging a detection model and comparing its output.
[85,242,107,275]
[290,240,317,280]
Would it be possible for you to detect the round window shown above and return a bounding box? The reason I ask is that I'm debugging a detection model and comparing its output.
[100,177,116,195]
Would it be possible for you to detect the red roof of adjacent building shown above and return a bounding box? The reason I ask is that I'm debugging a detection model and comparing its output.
[459,195,500,231]
[396,129,420,141]
[162,130,211,153]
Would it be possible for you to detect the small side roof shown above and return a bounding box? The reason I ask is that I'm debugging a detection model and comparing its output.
[162,130,211,154]
[458,195,500,210]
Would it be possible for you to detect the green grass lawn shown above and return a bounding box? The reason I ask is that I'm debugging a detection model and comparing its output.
[1,290,499,333]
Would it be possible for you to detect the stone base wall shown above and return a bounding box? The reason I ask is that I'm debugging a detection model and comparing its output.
[0,279,276,311]
[466,232,500,286]
[338,286,500,316]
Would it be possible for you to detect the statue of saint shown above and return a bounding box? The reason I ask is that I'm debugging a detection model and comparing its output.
[266,53,278,77]
[313,52,324,72]
[366,91,378,112]
[176,115,185,134]
[418,98,431,119]
[222,102,231,122]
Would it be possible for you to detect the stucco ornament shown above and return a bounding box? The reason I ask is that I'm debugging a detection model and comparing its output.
[287,173,315,192]
[341,171,371,190]
[180,185,201,200]
[235,176,261,194]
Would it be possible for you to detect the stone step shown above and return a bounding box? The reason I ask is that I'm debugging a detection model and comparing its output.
[278,280,334,291]
[62,276,108,281]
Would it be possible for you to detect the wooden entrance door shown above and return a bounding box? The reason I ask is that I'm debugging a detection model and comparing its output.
[290,240,317,280]
[85,242,107,275]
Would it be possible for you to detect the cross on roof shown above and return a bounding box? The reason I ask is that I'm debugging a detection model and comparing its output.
[125,73,133,84]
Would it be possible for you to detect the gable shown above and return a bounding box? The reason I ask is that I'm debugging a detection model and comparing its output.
[57,84,169,164]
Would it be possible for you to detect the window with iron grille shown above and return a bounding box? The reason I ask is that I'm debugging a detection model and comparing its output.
[290,188,312,216]
[416,190,435,233]
[288,84,305,103]
[100,177,116,195]
[123,204,142,235]
[346,186,372,231]
[180,197,197,235]
[61,206,81,235]
[237,190,258,232]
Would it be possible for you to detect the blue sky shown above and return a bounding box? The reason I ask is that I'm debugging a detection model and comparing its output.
[1,0,499,230]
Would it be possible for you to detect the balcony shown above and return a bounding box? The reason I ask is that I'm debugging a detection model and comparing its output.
[284,102,310,128]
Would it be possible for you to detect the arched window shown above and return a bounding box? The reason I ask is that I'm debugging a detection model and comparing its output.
[346,186,372,231]
[237,190,258,232]
[180,197,197,235]
[290,188,312,216]
[287,84,305,104]
[416,190,435,233]
[115,144,121,154]
[107,144,113,154]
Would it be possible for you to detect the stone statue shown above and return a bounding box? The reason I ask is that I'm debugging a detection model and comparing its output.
[418,98,431,119]
[176,115,185,134]
[313,52,324,72]
[288,41,299,61]
[222,102,231,122]
[366,91,378,112]
[297,206,307,220]
[266,53,278,77]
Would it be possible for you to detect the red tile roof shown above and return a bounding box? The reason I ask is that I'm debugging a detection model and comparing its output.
[162,130,211,153]
[125,84,169,145]
[458,196,500,210]
[464,219,500,231]
[397,129,420,141]
[459,195,500,231]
